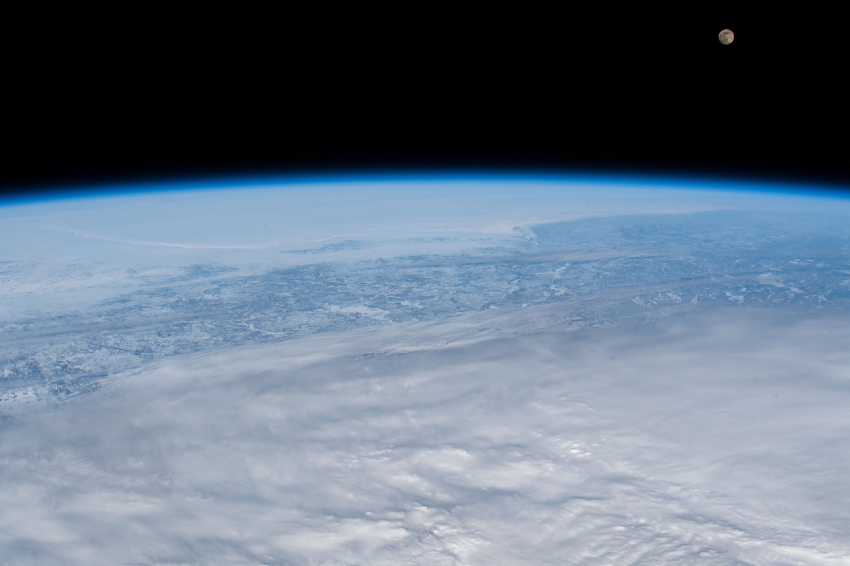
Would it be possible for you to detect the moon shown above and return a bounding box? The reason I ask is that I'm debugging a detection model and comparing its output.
[718,29,734,45]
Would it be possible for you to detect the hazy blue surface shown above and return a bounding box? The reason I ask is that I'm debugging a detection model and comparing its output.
[1,178,850,564]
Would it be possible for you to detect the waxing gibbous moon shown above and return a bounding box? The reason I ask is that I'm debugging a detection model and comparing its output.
[718,29,734,45]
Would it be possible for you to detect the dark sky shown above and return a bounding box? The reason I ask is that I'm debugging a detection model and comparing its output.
[2,5,847,197]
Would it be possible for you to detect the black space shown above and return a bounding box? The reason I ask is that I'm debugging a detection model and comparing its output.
[2,5,847,197]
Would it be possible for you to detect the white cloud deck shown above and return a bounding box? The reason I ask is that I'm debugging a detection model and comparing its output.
[2,305,849,564]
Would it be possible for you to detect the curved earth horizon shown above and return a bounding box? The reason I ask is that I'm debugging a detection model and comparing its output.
[1,175,849,565]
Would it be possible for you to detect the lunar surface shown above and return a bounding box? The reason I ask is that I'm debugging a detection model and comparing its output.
[1,177,850,565]
[718,29,734,45]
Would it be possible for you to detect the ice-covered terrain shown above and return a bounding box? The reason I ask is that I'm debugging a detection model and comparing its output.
[1,178,850,564]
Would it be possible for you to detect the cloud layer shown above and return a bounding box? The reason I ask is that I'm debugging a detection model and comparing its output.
[2,304,849,565]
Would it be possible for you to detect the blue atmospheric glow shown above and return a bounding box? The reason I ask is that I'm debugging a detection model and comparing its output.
[2,169,849,208]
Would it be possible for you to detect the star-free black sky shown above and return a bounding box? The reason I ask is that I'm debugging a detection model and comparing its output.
[2,5,846,197]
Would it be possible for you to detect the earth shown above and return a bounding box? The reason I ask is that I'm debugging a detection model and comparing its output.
[1,176,849,565]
